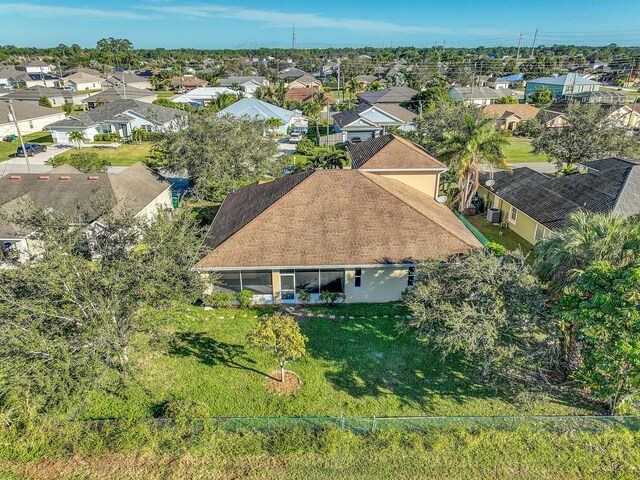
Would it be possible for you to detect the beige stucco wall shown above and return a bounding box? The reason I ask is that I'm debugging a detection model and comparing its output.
[477,186,548,245]
[133,188,173,221]
[373,171,439,198]
[345,267,410,303]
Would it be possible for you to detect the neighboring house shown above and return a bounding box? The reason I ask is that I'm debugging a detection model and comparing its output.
[3,86,88,106]
[0,68,57,88]
[168,75,208,92]
[332,104,417,142]
[218,76,269,97]
[525,73,601,101]
[486,76,511,89]
[570,90,629,104]
[477,157,640,244]
[277,67,307,80]
[0,67,24,89]
[448,86,524,106]
[354,75,386,87]
[217,98,308,134]
[105,73,153,90]
[58,72,103,91]
[318,61,339,79]
[64,67,102,78]
[483,103,540,131]
[610,103,640,129]
[171,87,238,106]
[0,100,65,136]
[284,87,336,105]
[83,87,157,109]
[287,74,322,89]
[194,134,479,304]
[357,86,418,105]
[45,99,186,143]
[15,59,53,74]
[500,73,525,85]
[0,163,173,264]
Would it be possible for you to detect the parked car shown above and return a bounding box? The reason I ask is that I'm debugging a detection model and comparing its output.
[16,143,47,157]
[289,132,304,143]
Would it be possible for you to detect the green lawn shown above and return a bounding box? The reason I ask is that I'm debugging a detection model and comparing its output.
[504,137,548,163]
[0,132,54,161]
[54,142,152,167]
[77,303,596,421]
[466,214,534,258]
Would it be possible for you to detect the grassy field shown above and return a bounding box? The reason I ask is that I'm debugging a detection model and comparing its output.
[0,132,54,161]
[504,137,548,163]
[3,426,639,479]
[76,303,595,420]
[466,214,534,258]
[53,142,152,167]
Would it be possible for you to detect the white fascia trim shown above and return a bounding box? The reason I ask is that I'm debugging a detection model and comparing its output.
[360,167,448,172]
[194,263,418,272]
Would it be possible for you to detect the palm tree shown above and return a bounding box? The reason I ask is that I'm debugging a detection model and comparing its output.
[265,117,284,136]
[130,127,147,145]
[68,130,86,150]
[304,102,322,141]
[211,92,238,112]
[345,77,362,100]
[535,212,640,375]
[438,114,509,212]
[310,147,348,169]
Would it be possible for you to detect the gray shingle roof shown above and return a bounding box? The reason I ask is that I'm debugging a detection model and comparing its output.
[3,86,84,100]
[83,87,155,104]
[46,99,185,129]
[357,86,418,104]
[481,158,640,229]
[0,100,62,123]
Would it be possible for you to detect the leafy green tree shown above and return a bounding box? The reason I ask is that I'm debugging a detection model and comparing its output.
[529,86,554,106]
[49,151,110,173]
[407,86,452,113]
[38,96,52,108]
[152,112,279,200]
[494,95,520,104]
[438,114,509,212]
[402,249,549,379]
[556,261,640,413]
[532,103,640,172]
[130,127,148,144]
[152,97,192,112]
[62,100,74,116]
[247,314,308,383]
[0,207,204,413]
[367,81,383,91]
[68,130,86,149]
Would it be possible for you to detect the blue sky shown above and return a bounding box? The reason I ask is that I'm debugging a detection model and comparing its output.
[0,1,638,49]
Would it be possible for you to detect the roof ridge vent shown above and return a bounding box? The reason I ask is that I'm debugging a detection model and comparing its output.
[59,175,71,181]
[87,175,99,180]
[9,175,21,180]
[38,175,49,180]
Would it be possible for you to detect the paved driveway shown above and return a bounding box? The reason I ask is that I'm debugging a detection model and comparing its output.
[0,145,72,176]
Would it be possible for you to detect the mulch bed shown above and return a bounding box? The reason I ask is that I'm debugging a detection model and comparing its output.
[267,370,301,395]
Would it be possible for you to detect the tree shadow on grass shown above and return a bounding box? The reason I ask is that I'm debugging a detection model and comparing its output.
[301,315,600,414]
[169,332,277,380]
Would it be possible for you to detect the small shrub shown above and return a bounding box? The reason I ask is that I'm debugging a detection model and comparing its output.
[298,291,312,304]
[485,241,506,256]
[296,138,317,156]
[319,291,346,305]
[206,292,234,308]
[235,290,254,309]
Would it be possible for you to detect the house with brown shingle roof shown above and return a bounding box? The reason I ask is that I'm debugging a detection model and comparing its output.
[483,103,540,131]
[195,134,481,304]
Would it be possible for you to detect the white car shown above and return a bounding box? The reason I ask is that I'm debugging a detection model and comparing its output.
[289,132,304,143]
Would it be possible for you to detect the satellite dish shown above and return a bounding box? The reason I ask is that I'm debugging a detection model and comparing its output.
[485,179,496,188]
[436,195,448,204]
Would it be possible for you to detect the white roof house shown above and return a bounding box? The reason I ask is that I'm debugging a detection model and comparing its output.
[217,98,308,134]
[172,87,238,106]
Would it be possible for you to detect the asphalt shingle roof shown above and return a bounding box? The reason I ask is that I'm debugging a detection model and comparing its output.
[357,86,418,104]
[348,134,445,170]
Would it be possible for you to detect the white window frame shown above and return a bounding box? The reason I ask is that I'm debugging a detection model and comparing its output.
[508,205,518,224]
[407,267,416,287]
[354,268,362,288]
[534,223,546,242]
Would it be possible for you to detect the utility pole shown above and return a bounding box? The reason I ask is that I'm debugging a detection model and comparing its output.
[516,32,522,59]
[8,100,31,174]
[530,29,538,57]
[337,59,341,103]
[291,22,296,50]
[122,72,127,99]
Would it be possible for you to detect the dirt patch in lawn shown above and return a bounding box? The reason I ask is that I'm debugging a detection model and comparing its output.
[267,370,301,395]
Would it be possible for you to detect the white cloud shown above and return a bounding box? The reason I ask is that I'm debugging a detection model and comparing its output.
[2,3,159,20]
[140,3,454,34]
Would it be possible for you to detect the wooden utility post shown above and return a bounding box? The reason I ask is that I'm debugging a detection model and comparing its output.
[8,100,31,173]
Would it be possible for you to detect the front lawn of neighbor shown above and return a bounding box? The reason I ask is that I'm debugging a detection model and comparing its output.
[466,214,534,258]
[77,303,596,420]
[504,137,548,163]
[0,132,54,161]
[54,141,153,167]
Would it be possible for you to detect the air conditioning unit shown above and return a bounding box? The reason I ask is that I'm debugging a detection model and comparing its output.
[486,208,501,224]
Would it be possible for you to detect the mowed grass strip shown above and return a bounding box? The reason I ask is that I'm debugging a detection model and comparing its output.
[0,132,54,161]
[53,141,153,167]
[78,303,596,420]
[504,137,548,163]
